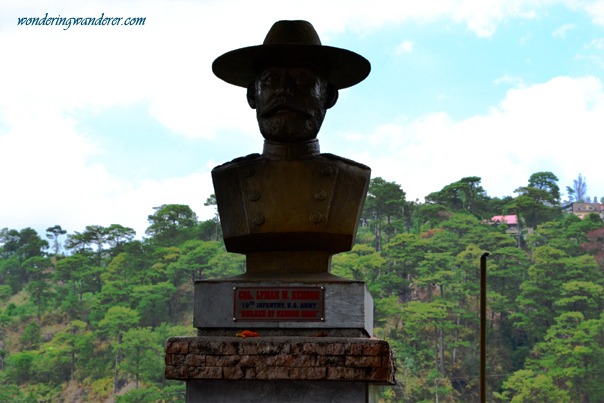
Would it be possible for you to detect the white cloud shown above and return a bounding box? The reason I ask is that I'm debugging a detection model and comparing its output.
[587,37,604,50]
[0,0,568,144]
[577,37,604,68]
[344,76,604,202]
[552,23,576,38]
[395,40,414,54]
[451,0,537,37]
[2,0,604,238]
[0,106,216,237]
[581,0,604,27]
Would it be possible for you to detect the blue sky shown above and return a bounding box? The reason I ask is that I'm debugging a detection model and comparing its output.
[1,1,603,238]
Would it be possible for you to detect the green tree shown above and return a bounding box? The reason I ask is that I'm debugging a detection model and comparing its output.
[206,251,245,278]
[0,383,23,401]
[20,322,42,350]
[425,176,489,217]
[0,307,14,371]
[362,178,406,251]
[120,327,162,389]
[382,233,428,300]
[204,194,221,241]
[6,350,37,384]
[168,240,222,283]
[148,246,181,283]
[0,284,12,303]
[65,225,104,258]
[332,244,388,296]
[0,227,48,260]
[23,256,53,320]
[510,187,562,230]
[527,215,582,255]
[487,247,531,368]
[0,256,21,293]
[104,224,136,256]
[533,312,604,402]
[65,224,134,265]
[415,252,456,301]
[0,228,48,292]
[441,214,480,241]
[45,225,67,257]
[132,282,177,327]
[54,254,98,300]
[97,306,140,395]
[562,213,603,255]
[414,203,452,230]
[499,312,604,402]
[31,343,71,384]
[145,204,198,246]
[48,320,92,382]
[373,295,403,335]
[116,387,163,403]
[508,172,564,232]
[513,246,601,346]
[495,369,571,402]
[555,281,603,317]
[101,251,143,286]
[527,171,561,205]
[397,300,460,401]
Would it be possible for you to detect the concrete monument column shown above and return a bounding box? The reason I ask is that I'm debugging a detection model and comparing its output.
[165,20,396,402]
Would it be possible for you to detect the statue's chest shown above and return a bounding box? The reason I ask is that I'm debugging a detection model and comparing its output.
[235,159,338,231]
[212,156,370,254]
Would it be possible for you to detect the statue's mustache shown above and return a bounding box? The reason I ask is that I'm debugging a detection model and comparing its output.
[259,98,312,118]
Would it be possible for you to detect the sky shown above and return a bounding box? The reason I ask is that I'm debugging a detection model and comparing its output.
[1,0,604,239]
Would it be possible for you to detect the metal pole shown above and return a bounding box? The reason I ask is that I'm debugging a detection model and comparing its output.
[480,252,489,403]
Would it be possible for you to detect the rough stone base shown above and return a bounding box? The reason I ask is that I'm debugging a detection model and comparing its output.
[186,380,380,403]
[165,336,396,384]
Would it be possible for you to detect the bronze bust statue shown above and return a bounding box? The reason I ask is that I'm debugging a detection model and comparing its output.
[211,20,371,275]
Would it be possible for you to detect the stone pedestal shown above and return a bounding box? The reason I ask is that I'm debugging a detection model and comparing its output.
[165,275,396,402]
[165,337,395,403]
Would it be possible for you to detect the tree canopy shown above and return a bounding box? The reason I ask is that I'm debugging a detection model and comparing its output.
[0,170,602,402]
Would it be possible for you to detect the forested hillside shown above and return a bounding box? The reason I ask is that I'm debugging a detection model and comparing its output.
[1,173,602,402]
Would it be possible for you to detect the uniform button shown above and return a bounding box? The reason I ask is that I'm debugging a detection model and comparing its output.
[249,191,260,201]
[252,215,265,225]
[309,211,323,223]
[243,167,255,177]
[314,190,327,201]
[321,166,333,176]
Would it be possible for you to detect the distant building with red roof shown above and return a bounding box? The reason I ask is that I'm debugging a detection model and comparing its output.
[490,215,518,225]
[487,215,520,235]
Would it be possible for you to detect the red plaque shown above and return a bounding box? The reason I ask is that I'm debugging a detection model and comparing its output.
[233,286,325,322]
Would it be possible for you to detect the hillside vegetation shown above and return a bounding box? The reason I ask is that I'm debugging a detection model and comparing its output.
[1,172,602,402]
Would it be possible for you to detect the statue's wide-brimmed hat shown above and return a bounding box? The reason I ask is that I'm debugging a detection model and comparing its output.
[212,20,370,89]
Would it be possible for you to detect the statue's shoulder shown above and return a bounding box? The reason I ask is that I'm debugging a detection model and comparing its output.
[319,153,371,171]
[212,153,262,172]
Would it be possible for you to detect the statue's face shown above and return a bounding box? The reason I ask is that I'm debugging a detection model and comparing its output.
[250,66,330,143]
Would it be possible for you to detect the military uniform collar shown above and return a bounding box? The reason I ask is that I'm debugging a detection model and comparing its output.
[262,139,320,160]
